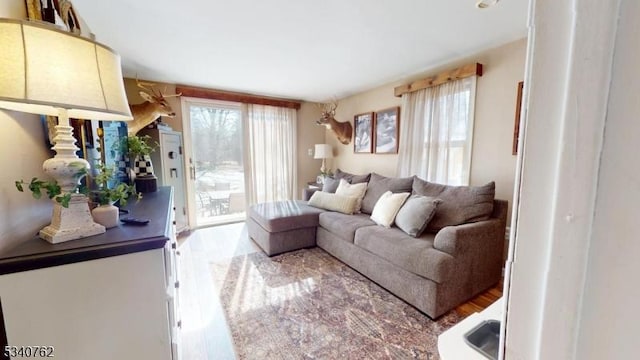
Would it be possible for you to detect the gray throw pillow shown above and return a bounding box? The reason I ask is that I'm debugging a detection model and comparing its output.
[413,177,495,231]
[321,177,340,193]
[360,173,414,214]
[395,195,442,237]
[335,168,371,184]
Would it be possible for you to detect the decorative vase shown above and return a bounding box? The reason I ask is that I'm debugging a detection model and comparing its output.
[133,154,158,193]
[91,204,119,229]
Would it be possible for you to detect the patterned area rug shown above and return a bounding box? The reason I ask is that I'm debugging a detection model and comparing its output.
[211,248,462,359]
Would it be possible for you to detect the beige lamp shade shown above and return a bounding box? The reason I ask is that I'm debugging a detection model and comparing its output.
[314,144,333,159]
[0,18,132,121]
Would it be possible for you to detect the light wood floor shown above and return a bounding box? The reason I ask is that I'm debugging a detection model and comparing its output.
[177,222,503,359]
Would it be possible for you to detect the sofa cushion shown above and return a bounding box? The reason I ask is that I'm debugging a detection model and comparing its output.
[395,195,442,237]
[353,226,453,283]
[370,191,410,228]
[321,177,340,193]
[335,179,368,213]
[318,212,375,243]
[361,173,414,214]
[335,168,371,184]
[413,177,495,231]
[308,191,358,214]
[249,200,325,232]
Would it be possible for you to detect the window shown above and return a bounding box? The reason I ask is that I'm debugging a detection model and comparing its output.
[397,77,476,185]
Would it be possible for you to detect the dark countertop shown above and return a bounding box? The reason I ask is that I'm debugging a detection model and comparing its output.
[0,187,174,275]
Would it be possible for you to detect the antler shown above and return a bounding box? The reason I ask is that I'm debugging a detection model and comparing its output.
[160,84,182,98]
[136,76,160,98]
[135,77,181,98]
[317,100,338,116]
[326,101,338,115]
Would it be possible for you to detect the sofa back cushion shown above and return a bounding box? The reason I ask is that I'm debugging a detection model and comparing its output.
[369,191,410,228]
[361,173,414,214]
[395,195,442,237]
[321,177,340,193]
[335,179,368,213]
[413,177,496,231]
[335,168,371,184]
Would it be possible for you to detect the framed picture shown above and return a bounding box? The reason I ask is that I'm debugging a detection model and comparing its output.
[374,107,400,154]
[354,112,373,153]
[99,121,130,184]
[24,0,42,21]
[41,116,93,158]
[513,81,524,155]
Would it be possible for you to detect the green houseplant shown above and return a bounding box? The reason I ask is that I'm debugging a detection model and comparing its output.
[93,164,139,206]
[126,135,158,160]
[91,164,140,228]
[126,135,160,193]
[15,161,88,208]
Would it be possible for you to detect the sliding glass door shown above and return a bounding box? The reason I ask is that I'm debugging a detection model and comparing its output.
[182,99,245,227]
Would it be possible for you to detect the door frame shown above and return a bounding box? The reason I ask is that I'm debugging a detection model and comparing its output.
[501,0,620,358]
[180,97,243,229]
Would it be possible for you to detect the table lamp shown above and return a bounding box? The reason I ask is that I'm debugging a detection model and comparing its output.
[314,144,333,175]
[0,19,133,243]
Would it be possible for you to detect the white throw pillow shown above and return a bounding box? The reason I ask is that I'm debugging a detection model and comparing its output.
[370,191,411,228]
[335,179,368,213]
[308,191,358,214]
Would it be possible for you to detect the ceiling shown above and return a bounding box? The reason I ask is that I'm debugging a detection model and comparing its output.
[71,0,527,102]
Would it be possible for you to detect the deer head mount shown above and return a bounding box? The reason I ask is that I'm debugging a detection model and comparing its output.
[127,79,181,136]
[316,101,353,145]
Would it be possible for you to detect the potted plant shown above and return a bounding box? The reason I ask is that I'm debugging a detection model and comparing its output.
[91,164,140,228]
[126,135,159,193]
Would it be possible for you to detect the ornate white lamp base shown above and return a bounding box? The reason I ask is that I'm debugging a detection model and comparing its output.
[40,194,106,243]
[38,109,106,243]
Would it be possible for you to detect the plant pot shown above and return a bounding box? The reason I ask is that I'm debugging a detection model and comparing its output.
[132,154,158,193]
[91,204,119,229]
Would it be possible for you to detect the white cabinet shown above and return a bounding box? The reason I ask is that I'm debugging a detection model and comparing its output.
[0,187,180,360]
[0,250,172,360]
[140,128,189,233]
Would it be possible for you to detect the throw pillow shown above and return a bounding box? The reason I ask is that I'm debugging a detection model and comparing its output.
[395,195,442,237]
[335,168,371,184]
[321,177,340,193]
[361,173,414,214]
[370,191,410,228]
[308,191,358,214]
[335,179,368,213]
[413,177,496,231]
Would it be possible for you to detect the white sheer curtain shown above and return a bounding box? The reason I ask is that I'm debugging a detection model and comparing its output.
[243,104,298,204]
[397,77,477,185]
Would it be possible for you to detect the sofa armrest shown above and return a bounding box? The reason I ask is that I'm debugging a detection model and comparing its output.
[303,188,320,201]
[433,219,504,257]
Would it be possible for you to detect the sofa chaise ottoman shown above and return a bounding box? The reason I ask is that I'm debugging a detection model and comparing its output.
[247,200,325,256]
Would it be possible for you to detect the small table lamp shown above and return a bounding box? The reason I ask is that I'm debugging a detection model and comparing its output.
[0,19,133,243]
[314,144,333,175]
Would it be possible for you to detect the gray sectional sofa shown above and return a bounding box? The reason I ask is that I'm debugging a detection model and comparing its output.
[247,170,507,319]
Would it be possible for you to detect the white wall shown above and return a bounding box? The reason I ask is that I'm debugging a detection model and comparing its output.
[0,1,54,252]
[575,0,640,358]
[296,103,326,198]
[0,0,25,18]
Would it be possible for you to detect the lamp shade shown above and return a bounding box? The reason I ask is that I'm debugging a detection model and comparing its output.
[314,144,333,159]
[0,18,132,121]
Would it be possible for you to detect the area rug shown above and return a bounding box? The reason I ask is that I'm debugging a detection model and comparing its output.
[211,248,462,359]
